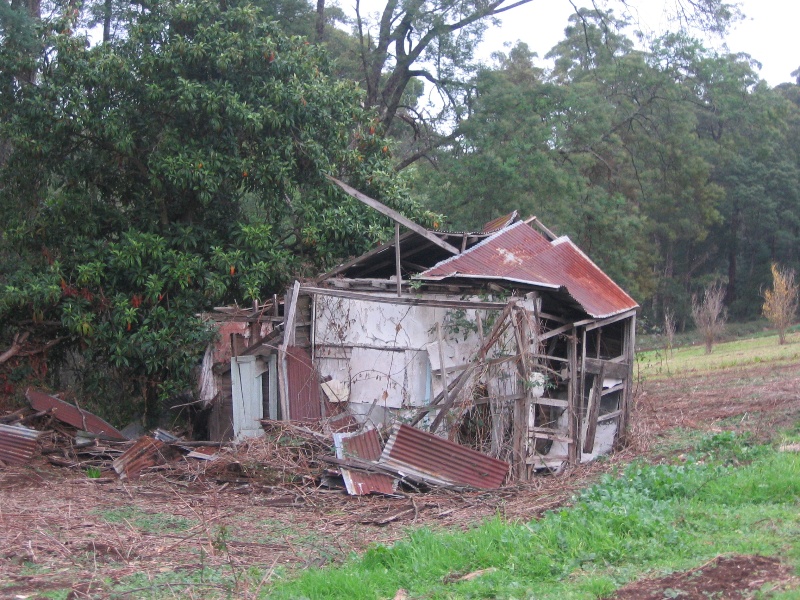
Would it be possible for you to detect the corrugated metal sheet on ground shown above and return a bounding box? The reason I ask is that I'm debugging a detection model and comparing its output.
[333,428,396,495]
[379,424,508,489]
[0,423,41,465]
[26,389,127,440]
[113,436,176,479]
[419,222,638,318]
[286,346,324,421]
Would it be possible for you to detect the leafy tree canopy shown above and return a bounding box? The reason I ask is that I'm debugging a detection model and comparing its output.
[0,0,427,414]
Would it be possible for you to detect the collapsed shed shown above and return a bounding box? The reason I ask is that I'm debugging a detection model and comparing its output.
[201,180,638,482]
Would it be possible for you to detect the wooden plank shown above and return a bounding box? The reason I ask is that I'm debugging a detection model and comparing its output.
[300,286,509,310]
[526,216,557,240]
[597,409,622,423]
[538,321,578,342]
[326,176,460,255]
[531,432,573,444]
[431,354,518,375]
[527,455,568,468]
[582,364,604,454]
[538,311,568,324]
[530,426,562,435]
[532,397,568,408]
[584,357,629,380]
[584,309,638,332]
[601,383,624,396]
[319,231,413,280]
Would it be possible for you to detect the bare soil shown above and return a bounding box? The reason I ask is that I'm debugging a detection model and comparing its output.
[609,555,799,599]
[1,361,800,598]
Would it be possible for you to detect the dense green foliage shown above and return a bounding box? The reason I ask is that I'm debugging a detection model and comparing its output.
[0,0,422,414]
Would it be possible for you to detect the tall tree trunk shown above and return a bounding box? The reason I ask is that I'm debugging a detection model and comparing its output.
[726,205,741,307]
[315,0,325,42]
[10,0,41,84]
[103,0,112,42]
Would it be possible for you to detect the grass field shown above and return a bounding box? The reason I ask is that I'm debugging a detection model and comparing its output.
[637,329,800,380]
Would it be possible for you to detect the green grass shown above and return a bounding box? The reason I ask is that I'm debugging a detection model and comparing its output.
[97,506,194,533]
[262,432,800,599]
[636,329,800,380]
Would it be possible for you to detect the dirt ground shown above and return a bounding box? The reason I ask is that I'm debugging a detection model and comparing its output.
[2,361,800,599]
[609,555,800,599]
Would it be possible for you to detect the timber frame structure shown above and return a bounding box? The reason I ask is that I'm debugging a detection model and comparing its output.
[202,179,638,482]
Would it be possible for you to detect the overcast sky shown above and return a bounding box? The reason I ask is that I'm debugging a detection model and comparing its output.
[479,0,799,86]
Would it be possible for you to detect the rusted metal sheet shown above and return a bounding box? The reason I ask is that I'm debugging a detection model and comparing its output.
[379,424,509,489]
[286,345,323,422]
[334,428,396,495]
[419,222,638,318]
[327,413,360,433]
[481,211,519,233]
[0,424,41,465]
[26,389,126,441]
[112,436,178,479]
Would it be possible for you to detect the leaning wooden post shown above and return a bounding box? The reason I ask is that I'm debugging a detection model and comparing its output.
[567,327,579,465]
[395,223,402,297]
[435,322,451,428]
[618,314,636,446]
[278,280,300,421]
[582,363,604,454]
[511,309,532,481]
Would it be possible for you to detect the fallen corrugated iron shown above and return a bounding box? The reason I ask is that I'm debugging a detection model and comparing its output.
[286,345,324,421]
[26,388,127,441]
[333,428,396,496]
[186,446,218,461]
[0,423,41,466]
[112,436,179,479]
[379,424,509,489]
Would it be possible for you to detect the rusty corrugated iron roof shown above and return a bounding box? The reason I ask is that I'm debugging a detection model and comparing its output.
[0,424,41,465]
[379,424,508,489]
[26,389,127,441]
[333,428,396,495]
[418,222,638,318]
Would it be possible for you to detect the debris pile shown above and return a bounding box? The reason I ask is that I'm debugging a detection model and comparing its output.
[0,388,510,496]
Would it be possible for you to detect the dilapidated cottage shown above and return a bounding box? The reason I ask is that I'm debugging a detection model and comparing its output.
[201,180,638,482]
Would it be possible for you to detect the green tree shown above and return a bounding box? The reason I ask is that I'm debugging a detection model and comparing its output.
[336,0,740,169]
[0,0,424,419]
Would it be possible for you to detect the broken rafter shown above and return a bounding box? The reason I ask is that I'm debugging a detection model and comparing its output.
[326,175,460,255]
